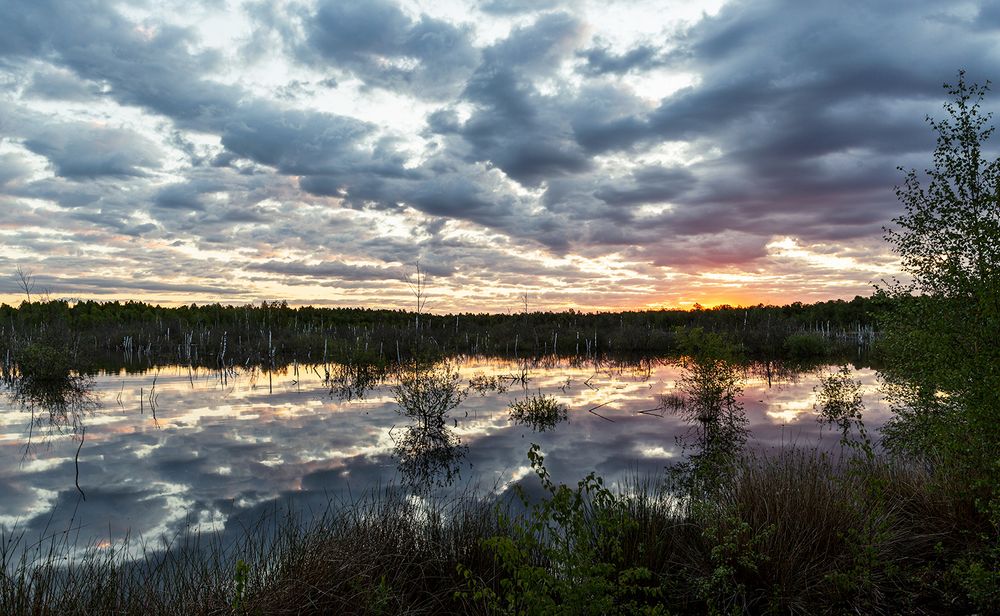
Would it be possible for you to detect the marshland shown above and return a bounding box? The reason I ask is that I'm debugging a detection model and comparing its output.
[0,291,996,614]
[2,5,1000,612]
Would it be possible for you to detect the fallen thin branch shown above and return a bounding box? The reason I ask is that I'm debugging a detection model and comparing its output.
[586,401,615,422]
[75,427,86,501]
[637,407,665,417]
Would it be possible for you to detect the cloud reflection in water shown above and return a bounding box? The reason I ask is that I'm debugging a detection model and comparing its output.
[0,358,889,548]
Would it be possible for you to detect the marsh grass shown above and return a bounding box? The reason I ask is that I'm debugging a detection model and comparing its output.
[471,449,989,615]
[507,393,568,432]
[1,448,991,615]
[1,489,504,616]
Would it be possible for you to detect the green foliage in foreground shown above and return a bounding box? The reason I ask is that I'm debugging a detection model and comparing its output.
[458,445,664,615]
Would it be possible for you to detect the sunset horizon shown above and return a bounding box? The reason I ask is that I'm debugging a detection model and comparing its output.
[0,268,879,315]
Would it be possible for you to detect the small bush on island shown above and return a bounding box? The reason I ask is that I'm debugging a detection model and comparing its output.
[4,341,98,436]
[507,394,568,432]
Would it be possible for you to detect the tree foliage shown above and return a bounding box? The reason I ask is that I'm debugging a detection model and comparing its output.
[888,71,1000,300]
[880,71,1000,521]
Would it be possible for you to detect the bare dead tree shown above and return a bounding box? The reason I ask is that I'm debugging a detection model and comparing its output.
[404,262,428,333]
[15,265,34,303]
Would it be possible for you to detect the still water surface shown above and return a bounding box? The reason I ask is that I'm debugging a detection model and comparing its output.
[0,357,888,547]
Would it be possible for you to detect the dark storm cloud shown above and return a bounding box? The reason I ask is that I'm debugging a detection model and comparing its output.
[154,183,206,211]
[22,123,163,179]
[440,13,593,187]
[483,11,583,73]
[478,0,565,15]
[24,66,98,100]
[2,102,166,183]
[563,82,651,154]
[0,0,418,216]
[553,0,1000,252]
[577,44,665,75]
[302,0,479,99]
[405,172,508,220]
[594,166,697,207]
[0,0,240,129]
[219,104,375,176]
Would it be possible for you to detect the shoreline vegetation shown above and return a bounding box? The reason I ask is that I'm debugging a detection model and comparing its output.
[0,444,993,614]
[1,295,879,372]
[3,75,1000,614]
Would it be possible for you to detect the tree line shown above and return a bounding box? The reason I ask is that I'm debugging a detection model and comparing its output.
[0,295,882,367]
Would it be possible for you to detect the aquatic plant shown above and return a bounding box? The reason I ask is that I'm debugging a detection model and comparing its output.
[507,393,568,432]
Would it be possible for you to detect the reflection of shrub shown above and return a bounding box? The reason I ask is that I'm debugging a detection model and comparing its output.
[391,361,467,421]
[669,329,748,489]
[783,332,829,359]
[9,343,97,423]
[390,361,468,489]
[4,343,98,450]
[391,423,467,489]
[508,393,567,432]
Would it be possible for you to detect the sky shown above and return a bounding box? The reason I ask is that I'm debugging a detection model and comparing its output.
[1,0,998,312]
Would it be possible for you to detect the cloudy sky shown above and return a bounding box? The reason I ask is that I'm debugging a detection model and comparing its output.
[1,0,997,311]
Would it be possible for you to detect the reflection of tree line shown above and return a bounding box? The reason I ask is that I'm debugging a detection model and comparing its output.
[2,336,846,496]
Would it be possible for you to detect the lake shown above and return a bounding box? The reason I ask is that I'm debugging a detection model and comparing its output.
[0,356,888,550]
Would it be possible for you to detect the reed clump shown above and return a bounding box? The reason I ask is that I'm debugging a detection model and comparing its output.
[507,393,568,432]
